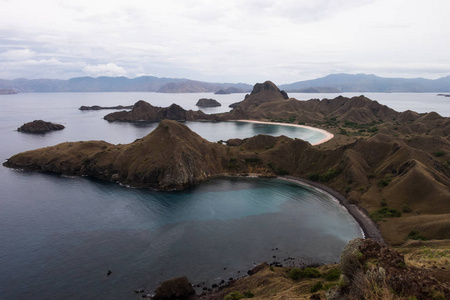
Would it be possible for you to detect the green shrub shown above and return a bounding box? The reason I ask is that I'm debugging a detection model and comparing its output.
[289,267,321,280]
[224,291,244,300]
[324,268,341,281]
[407,230,427,241]
[434,151,445,157]
[370,207,401,221]
[402,204,412,213]
[310,281,323,293]
[308,173,320,181]
[243,291,254,298]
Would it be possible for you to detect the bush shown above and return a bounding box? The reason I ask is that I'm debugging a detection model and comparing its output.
[433,151,445,157]
[289,267,321,280]
[370,207,402,221]
[407,230,427,241]
[402,204,412,213]
[310,281,323,293]
[224,291,244,300]
[324,268,341,281]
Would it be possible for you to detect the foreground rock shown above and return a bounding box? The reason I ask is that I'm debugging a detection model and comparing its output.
[195,98,221,107]
[328,238,450,299]
[198,239,450,300]
[17,120,64,133]
[79,105,133,110]
[153,277,195,300]
[104,100,212,122]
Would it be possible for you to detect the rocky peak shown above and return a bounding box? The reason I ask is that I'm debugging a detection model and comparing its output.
[250,81,289,99]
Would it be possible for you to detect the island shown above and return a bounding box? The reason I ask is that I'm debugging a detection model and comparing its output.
[195,98,221,107]
[79,104,133,110]
[17,120,65,133]
[103,101,212,122]
[0,89,17,95]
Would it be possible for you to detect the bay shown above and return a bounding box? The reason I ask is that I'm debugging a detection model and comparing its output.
[1,91,445,299]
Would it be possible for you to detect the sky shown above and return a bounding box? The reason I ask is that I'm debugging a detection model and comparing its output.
[0,0,449,84]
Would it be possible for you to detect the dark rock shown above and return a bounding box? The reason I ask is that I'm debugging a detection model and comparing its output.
[195,98,221,107]
[79,105,133,110]
[247,262,268,276]
[18,120,65,134]
[228,101,242,108]
[153,276,195,300]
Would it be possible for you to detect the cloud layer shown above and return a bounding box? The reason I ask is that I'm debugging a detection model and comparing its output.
[1,0,449,84]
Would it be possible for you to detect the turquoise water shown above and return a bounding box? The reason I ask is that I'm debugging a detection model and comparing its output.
[0,92,372,299]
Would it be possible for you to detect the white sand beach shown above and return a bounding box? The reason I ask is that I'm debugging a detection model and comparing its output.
[236,120,334,146]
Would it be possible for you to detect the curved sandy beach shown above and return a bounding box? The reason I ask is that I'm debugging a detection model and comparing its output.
[236,120,334,145]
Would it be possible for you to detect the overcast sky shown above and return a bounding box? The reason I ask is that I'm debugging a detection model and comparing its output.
[0,0,449,84]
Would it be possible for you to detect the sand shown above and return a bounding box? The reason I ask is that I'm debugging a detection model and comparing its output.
[236,120,334,145]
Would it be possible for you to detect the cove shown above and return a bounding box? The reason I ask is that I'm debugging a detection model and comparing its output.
[0,173,362,299]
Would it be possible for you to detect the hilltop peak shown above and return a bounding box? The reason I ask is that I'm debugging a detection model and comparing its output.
[250,81,289,99]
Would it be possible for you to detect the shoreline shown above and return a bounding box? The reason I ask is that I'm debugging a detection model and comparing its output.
[280,175,385,244]
[235,119,334,145]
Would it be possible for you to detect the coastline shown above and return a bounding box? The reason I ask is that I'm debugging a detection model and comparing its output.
[235,119,334,145]
[281,175,385,244]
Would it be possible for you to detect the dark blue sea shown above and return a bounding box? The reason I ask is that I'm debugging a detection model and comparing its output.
[1,92,446,299]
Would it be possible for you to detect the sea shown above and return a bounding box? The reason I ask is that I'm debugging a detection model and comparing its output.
[0,92,447,299]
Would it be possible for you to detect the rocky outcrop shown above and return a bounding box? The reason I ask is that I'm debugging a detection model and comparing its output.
[79,105,133,110]
[328,238,450,300]
[104,100,212,122]
[153,277,195,300]
[17,120,64,133]
[195,98,221,107]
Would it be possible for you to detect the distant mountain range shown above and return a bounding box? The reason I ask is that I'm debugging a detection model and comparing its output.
[0,76,252,93]
[1,73,449,93]
[279,73,450,93]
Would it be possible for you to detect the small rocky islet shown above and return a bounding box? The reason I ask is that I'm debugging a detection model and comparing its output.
[4,81,450,299]
[17,120,65,133]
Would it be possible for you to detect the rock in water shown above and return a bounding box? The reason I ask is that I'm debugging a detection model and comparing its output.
[195,98,221,107]
[17,120,65,133]
[153,276,195,300]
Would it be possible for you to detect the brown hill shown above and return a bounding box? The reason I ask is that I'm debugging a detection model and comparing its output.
[4,120,226,190]
[104,100,212,122]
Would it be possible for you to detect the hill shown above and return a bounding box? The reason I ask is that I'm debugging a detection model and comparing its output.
[280,73,450,92]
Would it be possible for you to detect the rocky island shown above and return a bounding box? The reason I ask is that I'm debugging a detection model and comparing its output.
[103,100,212,122]
[17,120,65,133]
[79,104,133,110]
[195,98,221,107]
[0,89,17,95]
[4,81,450,299]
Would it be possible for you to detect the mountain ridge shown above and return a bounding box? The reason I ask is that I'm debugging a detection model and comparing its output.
[1,73,450,93]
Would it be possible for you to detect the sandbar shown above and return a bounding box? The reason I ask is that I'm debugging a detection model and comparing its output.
[236,120,334,146]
